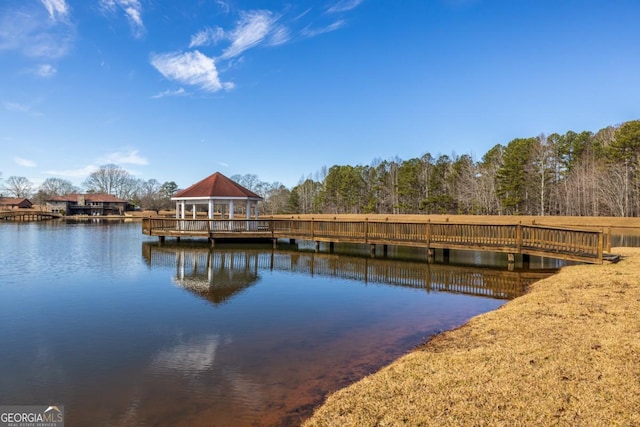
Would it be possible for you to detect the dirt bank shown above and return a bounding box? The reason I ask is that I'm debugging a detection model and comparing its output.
[304,247,640,426]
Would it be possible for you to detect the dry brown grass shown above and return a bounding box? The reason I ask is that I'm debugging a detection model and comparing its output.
[304,247,640,426]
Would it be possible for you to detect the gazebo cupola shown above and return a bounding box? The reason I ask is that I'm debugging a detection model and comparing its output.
[171,172,263,220]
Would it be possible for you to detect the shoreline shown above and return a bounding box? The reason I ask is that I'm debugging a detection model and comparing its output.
[304,247,640,426]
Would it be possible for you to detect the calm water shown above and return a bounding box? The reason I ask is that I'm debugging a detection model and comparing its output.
[0,221,554,426]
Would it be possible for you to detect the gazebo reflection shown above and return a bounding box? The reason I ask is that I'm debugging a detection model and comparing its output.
[143,243,263,305]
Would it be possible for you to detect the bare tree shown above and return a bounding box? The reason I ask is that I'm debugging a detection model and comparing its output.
[39,178,79,196]
[3,176,34,198]
[83,164,134,199]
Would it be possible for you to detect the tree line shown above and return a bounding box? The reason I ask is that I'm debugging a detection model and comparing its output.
[1,119,639,217]
[284,119,640,217]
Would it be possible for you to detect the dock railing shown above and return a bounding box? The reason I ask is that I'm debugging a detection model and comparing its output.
[142,217,609,264]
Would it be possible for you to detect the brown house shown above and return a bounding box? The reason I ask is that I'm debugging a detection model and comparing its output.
[46,193,128,216]
[0,198,33,209]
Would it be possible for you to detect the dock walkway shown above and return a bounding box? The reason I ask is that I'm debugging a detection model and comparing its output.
[142,217,614,264]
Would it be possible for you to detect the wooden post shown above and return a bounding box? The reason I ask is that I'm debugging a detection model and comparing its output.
[158,236,165,245]
[443,248,450,263]
[383,244,388,257]
[365,218,369,243]
[507,253,515,264]
[606,227,611,253]
[516,222,522,253]
[273,238,277,249]
[522,254,530,269]
[427,248,434,264]
[315,241,320,252]
[370,244,376,258]
[329,242,335,253]
[597,231,604,264]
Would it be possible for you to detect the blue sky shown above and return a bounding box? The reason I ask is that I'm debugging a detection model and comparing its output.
[1,0,639,190]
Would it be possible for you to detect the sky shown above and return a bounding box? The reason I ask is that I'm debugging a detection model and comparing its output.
[1,0,639,191]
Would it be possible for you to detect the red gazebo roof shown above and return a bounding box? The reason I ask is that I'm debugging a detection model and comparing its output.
[173,172,262,200]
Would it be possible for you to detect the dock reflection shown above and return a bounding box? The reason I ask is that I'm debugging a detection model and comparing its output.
[142,242,557,302]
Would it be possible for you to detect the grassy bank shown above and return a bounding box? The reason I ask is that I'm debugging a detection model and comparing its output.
[304,247,640,426]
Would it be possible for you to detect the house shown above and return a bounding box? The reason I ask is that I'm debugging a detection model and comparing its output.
[172,172,263,219]
[0,198,33,209]
[46,193,128,216]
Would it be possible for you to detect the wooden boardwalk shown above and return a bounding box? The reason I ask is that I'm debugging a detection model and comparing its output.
[142,217,614,264]
[0,210,62,221]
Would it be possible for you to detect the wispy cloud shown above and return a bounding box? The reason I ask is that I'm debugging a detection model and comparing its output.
[215,0,230,15]
[151,88,187,99]
[327,0,365,14]
[0,5,74,58]
[100,0,145,39]
[301,20,345,38]
[190,27,225,48]
[104,150,148,165]
[44,165,99,178]
[220,10,279,59]
[35,63,57,77]
[151,51,234,92]
[15,157,37,167]
[3,102,31,113]
[40,0,70,21]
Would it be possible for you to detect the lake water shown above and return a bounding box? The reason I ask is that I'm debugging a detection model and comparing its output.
[0,220,556,426]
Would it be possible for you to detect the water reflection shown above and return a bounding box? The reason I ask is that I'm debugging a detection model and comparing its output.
[0,219,562,427]
[142,242,557,302]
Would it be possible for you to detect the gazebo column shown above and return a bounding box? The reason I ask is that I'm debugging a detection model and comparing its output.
[229,200,234,219]
[245,201,251,219]
[175,202,180,218]
[208,200,214,219]
[192,204,197,219]
[180,201,185,219]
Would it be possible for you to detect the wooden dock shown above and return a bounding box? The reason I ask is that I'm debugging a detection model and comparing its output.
[142,217,614,264]
[0,210,62,221]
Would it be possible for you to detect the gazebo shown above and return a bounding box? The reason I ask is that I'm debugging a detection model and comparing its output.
[171,172,262,220]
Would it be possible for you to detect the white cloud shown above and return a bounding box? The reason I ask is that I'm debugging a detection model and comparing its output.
[14,157,37,167]
[302,20,345,38]
[100,0,145,39]
[44,165,99,178]
[268,25,290,46]
[215,0,230,14]
[189,27,225,48]
[327,0,365,13]
[4,102,31,113]
[151,50,234,92]
[35,64,57,77]
[39,0,69,22]
[104,150,148,165]
[151,88,187,99]
[0,6,74,58]
[220,10,278,59]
